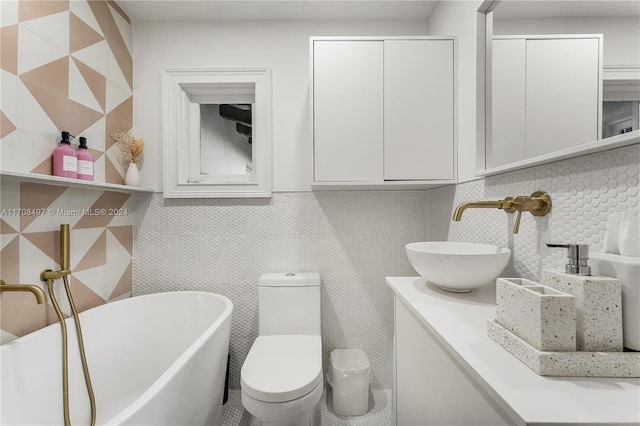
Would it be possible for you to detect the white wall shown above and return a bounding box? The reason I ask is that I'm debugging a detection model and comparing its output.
[494,16,640,67]
[426,0,484,183]
[133,19,429,191]
[132,16,432,391]
[129,3,640,396]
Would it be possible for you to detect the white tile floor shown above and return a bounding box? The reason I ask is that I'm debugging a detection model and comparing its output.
[220,389,392,425]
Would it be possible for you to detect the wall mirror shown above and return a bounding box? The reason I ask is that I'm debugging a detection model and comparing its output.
[477,0,640,176]
[162,69,272,198]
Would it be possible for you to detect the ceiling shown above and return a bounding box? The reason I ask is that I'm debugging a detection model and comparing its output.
[495,0,640,18]
[116,0,440,22]
[117,0,640,24]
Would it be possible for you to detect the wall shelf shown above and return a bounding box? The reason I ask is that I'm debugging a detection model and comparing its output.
[311,180,455,191]
[0,170,155,194]
[477,131,640,177]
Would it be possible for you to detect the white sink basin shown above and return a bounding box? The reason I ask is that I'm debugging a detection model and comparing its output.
[406,241,511,293]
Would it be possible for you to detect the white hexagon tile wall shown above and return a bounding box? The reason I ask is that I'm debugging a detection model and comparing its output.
[426,145,640,280]
[132,191,426,390]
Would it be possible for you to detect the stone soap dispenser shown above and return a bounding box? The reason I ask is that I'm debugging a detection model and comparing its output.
[542,243,623,352]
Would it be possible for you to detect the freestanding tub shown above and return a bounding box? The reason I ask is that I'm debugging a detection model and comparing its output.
[1,291,233,425]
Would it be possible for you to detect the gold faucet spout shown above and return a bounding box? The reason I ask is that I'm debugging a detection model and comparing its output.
[0,279,46,304]
[452,200,510,221]
[452,192,552,234]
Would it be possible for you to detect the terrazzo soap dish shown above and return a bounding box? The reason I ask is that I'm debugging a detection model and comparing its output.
[496,278,576,352]
[487,320,640,377]
[488,244,640,377]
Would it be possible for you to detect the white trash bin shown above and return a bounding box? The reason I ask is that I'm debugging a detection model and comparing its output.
[328,349,371,416]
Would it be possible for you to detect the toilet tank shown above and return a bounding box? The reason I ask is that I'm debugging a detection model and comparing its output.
[258,272,321,336]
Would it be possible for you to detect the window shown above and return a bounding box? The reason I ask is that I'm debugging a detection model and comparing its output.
[162,69,272,198]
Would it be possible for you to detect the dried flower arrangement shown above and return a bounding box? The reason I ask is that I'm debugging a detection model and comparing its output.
[111,131,144,164]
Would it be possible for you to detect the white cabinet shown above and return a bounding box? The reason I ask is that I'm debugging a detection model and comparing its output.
[313,41,384,182]
[394,296,511,426]
[311,37,456,189]
[489,35,601,168]
[384,40,455,180]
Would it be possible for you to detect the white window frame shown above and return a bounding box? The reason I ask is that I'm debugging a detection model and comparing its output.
[162,68,272,198]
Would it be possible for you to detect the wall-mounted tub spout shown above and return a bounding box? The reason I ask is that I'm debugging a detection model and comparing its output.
[0,279,46,304]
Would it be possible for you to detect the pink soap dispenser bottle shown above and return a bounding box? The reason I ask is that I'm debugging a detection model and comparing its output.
[53,131,77,178]
[76,137,94,181]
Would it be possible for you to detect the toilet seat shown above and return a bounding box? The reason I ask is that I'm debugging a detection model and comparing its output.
[241,380,323,424]
[241,335,322,403]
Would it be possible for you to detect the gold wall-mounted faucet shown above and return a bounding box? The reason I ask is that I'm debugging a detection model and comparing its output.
[453,191,551,234]
[0,279,46,304]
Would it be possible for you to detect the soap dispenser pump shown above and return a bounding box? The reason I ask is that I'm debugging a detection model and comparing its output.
[546,243,591,276]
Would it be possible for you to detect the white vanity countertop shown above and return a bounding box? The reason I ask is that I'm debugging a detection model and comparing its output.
[386,276,640,425]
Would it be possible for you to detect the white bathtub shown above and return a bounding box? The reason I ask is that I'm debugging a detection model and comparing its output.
[1,291,232,425]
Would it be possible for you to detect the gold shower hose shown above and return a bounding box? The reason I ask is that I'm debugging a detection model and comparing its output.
[46,275,97,426]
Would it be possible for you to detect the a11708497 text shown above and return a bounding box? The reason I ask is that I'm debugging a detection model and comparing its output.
[0,208,128,217]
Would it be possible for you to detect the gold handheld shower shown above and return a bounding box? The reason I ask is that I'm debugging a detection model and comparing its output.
[42,224,96,426]
[40,224,71,281]
[60,223,70,271]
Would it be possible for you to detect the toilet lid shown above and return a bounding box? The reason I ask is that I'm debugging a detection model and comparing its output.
[241,335,323,403]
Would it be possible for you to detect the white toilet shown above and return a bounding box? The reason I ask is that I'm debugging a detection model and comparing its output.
[241,272,323,425]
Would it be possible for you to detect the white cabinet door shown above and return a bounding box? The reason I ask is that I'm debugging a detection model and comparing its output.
[489,38,526,168]
[525,37,600,158]
[313,40,384,182]
[489,36,601,167]
[384,39,454,180]
[395,297,510,425]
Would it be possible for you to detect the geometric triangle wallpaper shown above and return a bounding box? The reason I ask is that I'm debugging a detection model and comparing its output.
[0,0,133,343]
[0,180,133,343]
[0,0,132,184]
